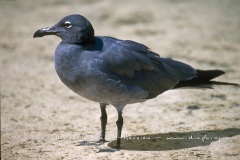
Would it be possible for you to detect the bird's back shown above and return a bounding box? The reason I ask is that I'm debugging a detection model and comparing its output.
[97,37,197,99]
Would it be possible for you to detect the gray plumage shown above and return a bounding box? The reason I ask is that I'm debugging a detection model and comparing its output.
[33,14,238,149]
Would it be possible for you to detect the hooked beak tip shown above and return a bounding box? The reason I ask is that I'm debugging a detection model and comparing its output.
[33,27,57,38]
[33,29,44,38]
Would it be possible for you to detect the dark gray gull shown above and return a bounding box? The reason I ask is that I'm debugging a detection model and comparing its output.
[33,14,239,149]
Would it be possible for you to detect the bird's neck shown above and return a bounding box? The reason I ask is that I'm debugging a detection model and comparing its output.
[76,36,96,48]
[60,32,96,48]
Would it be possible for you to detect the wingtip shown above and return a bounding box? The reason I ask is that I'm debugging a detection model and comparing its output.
[211,81,240,86]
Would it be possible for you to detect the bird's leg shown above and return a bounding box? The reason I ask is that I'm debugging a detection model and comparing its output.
[116,111,123,149]
[99,103,107,142]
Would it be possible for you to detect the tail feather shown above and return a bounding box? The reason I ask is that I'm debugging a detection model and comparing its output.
[173,69,239,89]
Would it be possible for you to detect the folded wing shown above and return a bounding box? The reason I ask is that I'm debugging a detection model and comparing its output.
[99,38,197,99]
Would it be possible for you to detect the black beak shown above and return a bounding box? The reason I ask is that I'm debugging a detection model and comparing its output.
[33,26,58,38]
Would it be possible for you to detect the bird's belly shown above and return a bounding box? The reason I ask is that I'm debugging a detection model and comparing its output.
[59,72,148,105]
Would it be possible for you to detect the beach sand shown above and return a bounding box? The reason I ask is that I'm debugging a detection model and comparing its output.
[1,0,240,159]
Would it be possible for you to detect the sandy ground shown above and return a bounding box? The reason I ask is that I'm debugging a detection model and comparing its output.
[1,0,240,159]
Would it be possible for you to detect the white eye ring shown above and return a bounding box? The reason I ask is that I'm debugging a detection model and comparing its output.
[64,21,72,28]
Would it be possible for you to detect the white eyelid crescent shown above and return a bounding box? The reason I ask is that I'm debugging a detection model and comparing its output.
[65,21,71,24]
[64,21,72,28]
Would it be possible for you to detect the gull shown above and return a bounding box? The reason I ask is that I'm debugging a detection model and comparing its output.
[33,14,238,149]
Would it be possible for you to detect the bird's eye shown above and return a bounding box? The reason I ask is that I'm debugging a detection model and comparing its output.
[64,21,72,28]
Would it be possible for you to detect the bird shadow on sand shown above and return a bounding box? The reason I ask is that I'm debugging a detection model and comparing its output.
[106,128,240,151]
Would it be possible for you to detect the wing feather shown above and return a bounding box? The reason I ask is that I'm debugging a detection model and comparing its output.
[99,38,197,99]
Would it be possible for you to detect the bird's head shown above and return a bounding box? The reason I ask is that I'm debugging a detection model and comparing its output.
[33,14,95,45]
